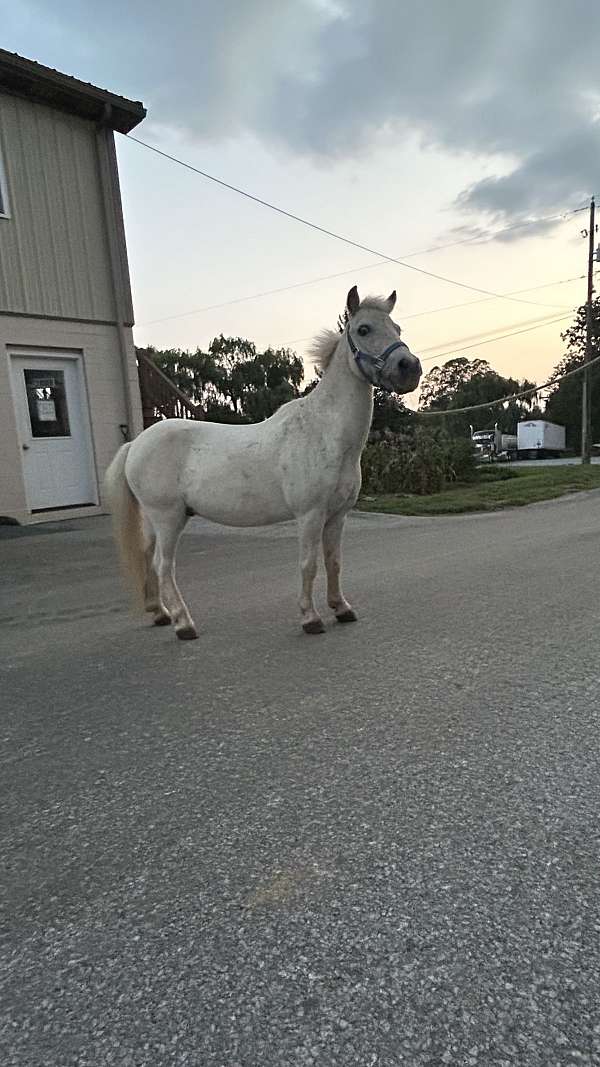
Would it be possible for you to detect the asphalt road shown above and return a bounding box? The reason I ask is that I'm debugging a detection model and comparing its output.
[2,494,600,1066]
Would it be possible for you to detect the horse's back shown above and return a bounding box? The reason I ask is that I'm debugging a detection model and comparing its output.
[125,417,294,526]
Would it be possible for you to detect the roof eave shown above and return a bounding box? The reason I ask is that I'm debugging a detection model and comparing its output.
[0,49,146,133]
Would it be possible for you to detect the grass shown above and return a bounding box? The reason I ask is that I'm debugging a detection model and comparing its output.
[358,464,600,516]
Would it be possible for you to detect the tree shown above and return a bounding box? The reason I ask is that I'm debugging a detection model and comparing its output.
[419,357,490,410]
[544,296,600,450]
[419,356,542,438]
[139,338,304,424]
[137,345,222,403]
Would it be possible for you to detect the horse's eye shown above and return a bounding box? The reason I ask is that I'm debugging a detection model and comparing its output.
[357,324,370,337]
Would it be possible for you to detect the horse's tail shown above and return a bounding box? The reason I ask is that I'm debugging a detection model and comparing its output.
[104,442,146,610]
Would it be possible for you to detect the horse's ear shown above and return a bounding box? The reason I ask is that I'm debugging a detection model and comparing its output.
[385,290,397,313]
[346,286,360,316]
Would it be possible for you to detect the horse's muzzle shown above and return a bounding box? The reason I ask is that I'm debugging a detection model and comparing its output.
[387,350,422,395]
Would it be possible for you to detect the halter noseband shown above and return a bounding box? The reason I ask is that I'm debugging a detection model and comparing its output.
[346,326,406,390]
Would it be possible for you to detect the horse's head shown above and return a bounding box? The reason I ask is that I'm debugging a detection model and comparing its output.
[345,286,422,394]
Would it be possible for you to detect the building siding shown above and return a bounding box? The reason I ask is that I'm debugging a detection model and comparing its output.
[0,93,117,322]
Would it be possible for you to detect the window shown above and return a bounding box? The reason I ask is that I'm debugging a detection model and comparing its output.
[0,145,9,218]
[24,368,71,438]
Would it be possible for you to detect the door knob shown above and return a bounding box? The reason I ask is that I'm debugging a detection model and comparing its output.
[22,443,30,451]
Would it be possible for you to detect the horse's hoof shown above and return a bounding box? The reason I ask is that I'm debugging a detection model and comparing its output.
[153,613,171,627]
[176,625,199,641]
[336,609,357,624]
[302,619,326,635]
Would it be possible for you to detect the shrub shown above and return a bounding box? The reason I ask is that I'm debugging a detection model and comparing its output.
[361,429,476,496]
[445,436,477,483]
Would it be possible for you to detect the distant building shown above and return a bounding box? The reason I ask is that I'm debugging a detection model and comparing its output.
[0,49,146,524]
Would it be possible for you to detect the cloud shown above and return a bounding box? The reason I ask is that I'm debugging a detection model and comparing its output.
[458,125,600,226]
[14,0,600,224]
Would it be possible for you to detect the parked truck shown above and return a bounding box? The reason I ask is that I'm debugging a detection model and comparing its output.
[516,420,566,459]
[471,420,566,462]
[471,425,518,462]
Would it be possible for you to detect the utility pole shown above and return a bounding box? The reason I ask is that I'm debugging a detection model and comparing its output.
[581,195,596,464]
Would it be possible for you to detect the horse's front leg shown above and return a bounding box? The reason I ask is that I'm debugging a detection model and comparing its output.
[323,510,357,624]
[298,511,326,634]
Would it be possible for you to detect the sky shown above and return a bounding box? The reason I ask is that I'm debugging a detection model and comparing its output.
[4,1,600,402]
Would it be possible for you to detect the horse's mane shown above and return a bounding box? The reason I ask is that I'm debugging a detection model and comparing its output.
[308,297,392,371]
[308,329,340,371]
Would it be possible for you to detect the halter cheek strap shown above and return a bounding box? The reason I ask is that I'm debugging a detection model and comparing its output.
[346,327,406,390]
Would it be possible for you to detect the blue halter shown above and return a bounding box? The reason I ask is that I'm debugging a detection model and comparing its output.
[346,326,406,390]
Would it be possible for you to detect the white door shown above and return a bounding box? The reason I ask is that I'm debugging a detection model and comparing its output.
[10,353,97,511]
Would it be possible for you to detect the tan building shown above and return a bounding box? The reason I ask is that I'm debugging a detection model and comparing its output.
[0,50,146,525]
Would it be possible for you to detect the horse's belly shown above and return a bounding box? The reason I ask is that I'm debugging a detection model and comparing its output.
[186,470,293,528]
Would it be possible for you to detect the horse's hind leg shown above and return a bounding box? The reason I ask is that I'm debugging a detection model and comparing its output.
[141,516,171,626]
[323,510,356,623]
[148,506,198,641]
[145,544,171,626]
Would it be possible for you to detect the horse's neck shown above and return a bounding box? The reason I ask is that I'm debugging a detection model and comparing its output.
[310,342,373,450]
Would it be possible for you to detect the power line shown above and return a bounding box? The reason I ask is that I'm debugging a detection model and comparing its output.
[404,275,584,323]
[417,268,597,364]
[417,349,600,418]
[287,274,587,349]
[137,216,584,328]
[127,134,586,314]
[419,311,575,363]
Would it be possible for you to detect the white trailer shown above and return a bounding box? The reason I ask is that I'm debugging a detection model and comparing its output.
[517,420,566,458]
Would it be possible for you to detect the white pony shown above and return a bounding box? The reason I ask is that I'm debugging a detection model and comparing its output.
[105,287,421,639]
